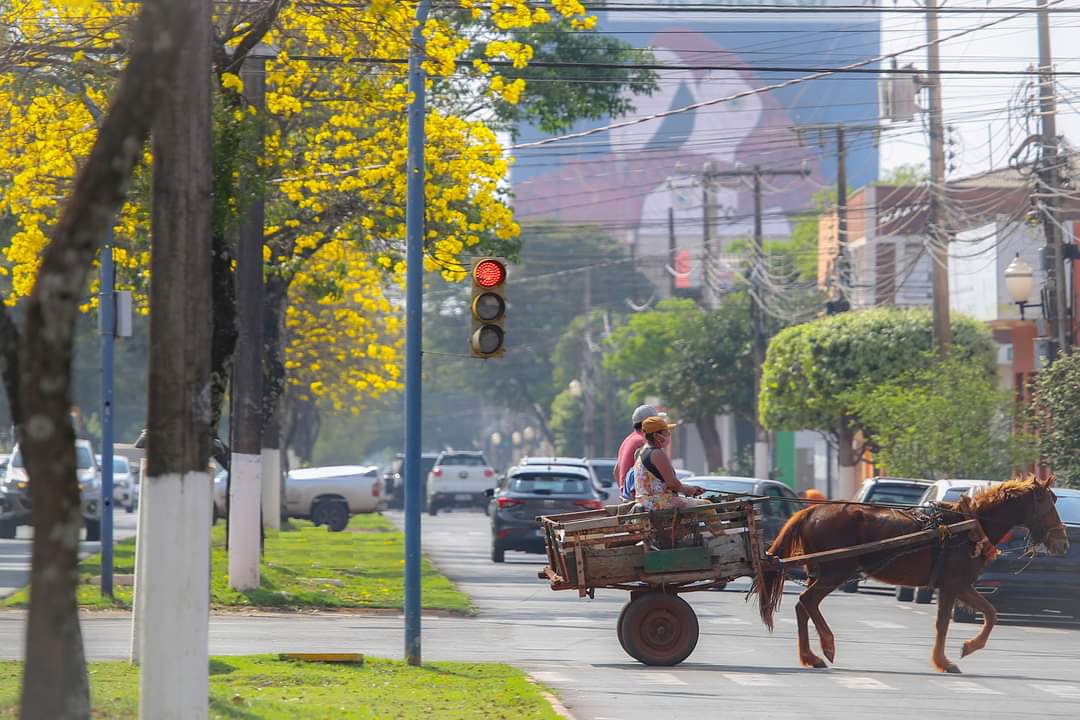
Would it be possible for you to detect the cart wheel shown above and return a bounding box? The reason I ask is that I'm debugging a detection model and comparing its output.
[616,599,633,655]
[620,592,699,666]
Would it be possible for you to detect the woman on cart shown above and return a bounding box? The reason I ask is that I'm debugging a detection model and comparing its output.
[633,416,709,510]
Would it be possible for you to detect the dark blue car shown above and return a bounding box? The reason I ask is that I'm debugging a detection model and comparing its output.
[954,487,1080,622]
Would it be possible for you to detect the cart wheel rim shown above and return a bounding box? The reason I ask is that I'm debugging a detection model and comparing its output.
[639,608,683,652]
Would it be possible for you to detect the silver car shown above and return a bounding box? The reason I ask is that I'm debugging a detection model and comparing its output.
[1,440,102,540]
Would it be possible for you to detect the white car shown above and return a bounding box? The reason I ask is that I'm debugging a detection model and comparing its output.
[427,451,495,515]
[285,465,382,531]
[2,440,101,540]
[919,479,998,505]
[98,454,136,512]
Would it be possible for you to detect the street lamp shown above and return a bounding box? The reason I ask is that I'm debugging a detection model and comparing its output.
[490,432,502,447]
[1004,254,1042,320]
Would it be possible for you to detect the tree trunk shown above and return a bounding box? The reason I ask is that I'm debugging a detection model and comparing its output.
[261,276,287,529]
[209,230,237,448]
[694,413,724,473]
[17,3,194,717]
[284,390,321,463]
[0,307,20,430]
[835,423,862,500]
[138,0,213,715]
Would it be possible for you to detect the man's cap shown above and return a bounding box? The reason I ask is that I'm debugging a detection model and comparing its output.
[632,404,658,424]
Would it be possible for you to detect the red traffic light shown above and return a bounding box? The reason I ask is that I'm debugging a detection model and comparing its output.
[473,259,506,288]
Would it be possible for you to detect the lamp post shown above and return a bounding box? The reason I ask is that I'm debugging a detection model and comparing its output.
[1005,254,1042,320]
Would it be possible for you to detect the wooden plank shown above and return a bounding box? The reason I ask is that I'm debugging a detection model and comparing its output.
[778,519,977,566]
[574,543,586,595]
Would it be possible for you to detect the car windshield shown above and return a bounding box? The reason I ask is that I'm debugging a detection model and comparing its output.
[10,450,21,468]
[438,454,487,466]
[589,460,615,475]
[76,446,94,470]
[1056,496,1080,524]
[866,484,926,505]
[687,479,757,495]
[510,474,590,495]
[112,457,130,473]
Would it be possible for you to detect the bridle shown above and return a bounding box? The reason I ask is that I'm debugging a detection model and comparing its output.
[1027,487,1067,550]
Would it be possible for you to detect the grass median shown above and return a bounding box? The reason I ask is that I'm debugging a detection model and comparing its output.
[1,514,471,613]
[0,655,563,719]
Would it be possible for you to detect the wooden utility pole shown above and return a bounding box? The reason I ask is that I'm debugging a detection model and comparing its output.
[710,165,807,480]
[582,268,595,457]
[701,161,715,308]
[1037,0,1070,356]
[137,0,213,715]
[926,0,952,355]
[229,52,268,587]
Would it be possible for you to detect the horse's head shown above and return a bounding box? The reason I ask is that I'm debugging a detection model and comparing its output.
[1020,477,1069,556]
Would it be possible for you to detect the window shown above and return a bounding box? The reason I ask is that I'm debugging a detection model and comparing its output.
[509,474,589,495]
[438,454,488,467]
[10,450,21,468]
[866,484,927,506]
[112,457,130,473]
[1055,496,1080,524]
[76,446,94,470]
[765,485,799,519]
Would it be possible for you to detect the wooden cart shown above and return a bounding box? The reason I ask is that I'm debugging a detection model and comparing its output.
[538,497,978,666]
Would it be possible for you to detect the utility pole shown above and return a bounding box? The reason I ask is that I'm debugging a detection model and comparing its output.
[138,0,212,713]
[583,268,595,457]
[98,233,115,598]
[228,52,267,590]
[710,165,808,480]
[926,0,952,355]
[668,206,677,298]
[702,161,715,308]
[403,0,431,667]
[835,124,850,292]
[1037,0,1070,356]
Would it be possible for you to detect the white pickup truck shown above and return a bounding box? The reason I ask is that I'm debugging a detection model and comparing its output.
[285,465,382,531]
[426,451,495,515]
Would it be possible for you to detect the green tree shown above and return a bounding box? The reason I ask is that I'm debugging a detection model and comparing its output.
[852,356,1036,479]
[760,308,995,496]
[603,295,754,470]
[1028,352,1080,488]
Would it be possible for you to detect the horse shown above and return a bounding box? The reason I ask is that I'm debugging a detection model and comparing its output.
[753,475,1070,673]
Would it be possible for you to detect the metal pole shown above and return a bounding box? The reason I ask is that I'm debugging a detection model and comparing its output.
[583,268,594,458]
[835,124,850,293]
[668,206,677,298]
[99,233,115,598]
[926,0,952,355]
[701,162,714,308]
[751,168,769,479]
[404,0,431,667]
[1037,0,1070,356]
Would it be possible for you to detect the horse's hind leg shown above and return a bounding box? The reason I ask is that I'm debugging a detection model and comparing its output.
[932,587,961,673]
[802,577,841,664]
[957,585,997,658]
[796,580,826,668]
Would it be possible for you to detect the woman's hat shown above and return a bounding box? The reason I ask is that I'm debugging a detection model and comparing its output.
[641,416,677,433]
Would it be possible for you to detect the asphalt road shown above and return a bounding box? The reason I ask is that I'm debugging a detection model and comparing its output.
[0,508,138,598]
[0,508,1078,718]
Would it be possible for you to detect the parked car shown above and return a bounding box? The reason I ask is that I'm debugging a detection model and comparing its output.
[953,487,1080,623]
[213,468,228,523]
[1,440,101,540]
[683,476,801,547]
[585,457,617,490]
[919,479,997,506]
[488,464,605,563]
[285,465,382,531]
[427,451,495,515]
[854,476,934,506]
[383,452,438,510]
[0,454,8,475]
[98,454,136,513]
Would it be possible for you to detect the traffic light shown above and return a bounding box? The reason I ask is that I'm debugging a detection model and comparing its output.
[469,257,507,358]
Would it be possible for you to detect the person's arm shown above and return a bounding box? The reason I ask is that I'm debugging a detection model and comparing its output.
[649,450,703,496]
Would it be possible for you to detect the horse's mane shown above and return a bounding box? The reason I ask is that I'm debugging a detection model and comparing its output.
[968,475,1044,513]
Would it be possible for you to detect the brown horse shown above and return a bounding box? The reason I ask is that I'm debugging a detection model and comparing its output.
[754,476,1070,673]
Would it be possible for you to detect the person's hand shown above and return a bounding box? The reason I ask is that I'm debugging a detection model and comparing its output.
[684,484,705,497]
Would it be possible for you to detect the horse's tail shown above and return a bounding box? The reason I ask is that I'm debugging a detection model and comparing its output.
[752,507,810,632]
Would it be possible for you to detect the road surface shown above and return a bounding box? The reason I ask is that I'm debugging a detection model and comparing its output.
[0,508,138,598]
[0,509,1077,719]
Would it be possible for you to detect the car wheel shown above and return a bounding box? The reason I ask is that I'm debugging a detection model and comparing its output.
[914,586,934,604]
[428,503,438,517]
[953,604,979,623]
[312,500,349,532]
[840,578,860,594]
[84,518,101,542]
[895,586,915,602]
[491,541,505,563]
[0,519,15,539]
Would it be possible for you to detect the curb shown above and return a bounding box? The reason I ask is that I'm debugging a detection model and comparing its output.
[527,676,577,720]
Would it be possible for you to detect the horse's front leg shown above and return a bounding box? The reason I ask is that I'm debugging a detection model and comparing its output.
[796,580,828,668]
[957,585,997,658]
[932,587,961,673]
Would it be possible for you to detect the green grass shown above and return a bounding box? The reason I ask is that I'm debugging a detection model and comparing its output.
[0,655,562,719]
[2,514,472,614]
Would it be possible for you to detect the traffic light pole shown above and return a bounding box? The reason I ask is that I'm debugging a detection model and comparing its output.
[404,0,431,667]
[99,231,115,598]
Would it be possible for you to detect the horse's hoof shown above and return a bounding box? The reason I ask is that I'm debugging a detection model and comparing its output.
[823,646,836,663]
[801,656,827,669]
[961,644,973,658]
[945,665,962,674]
